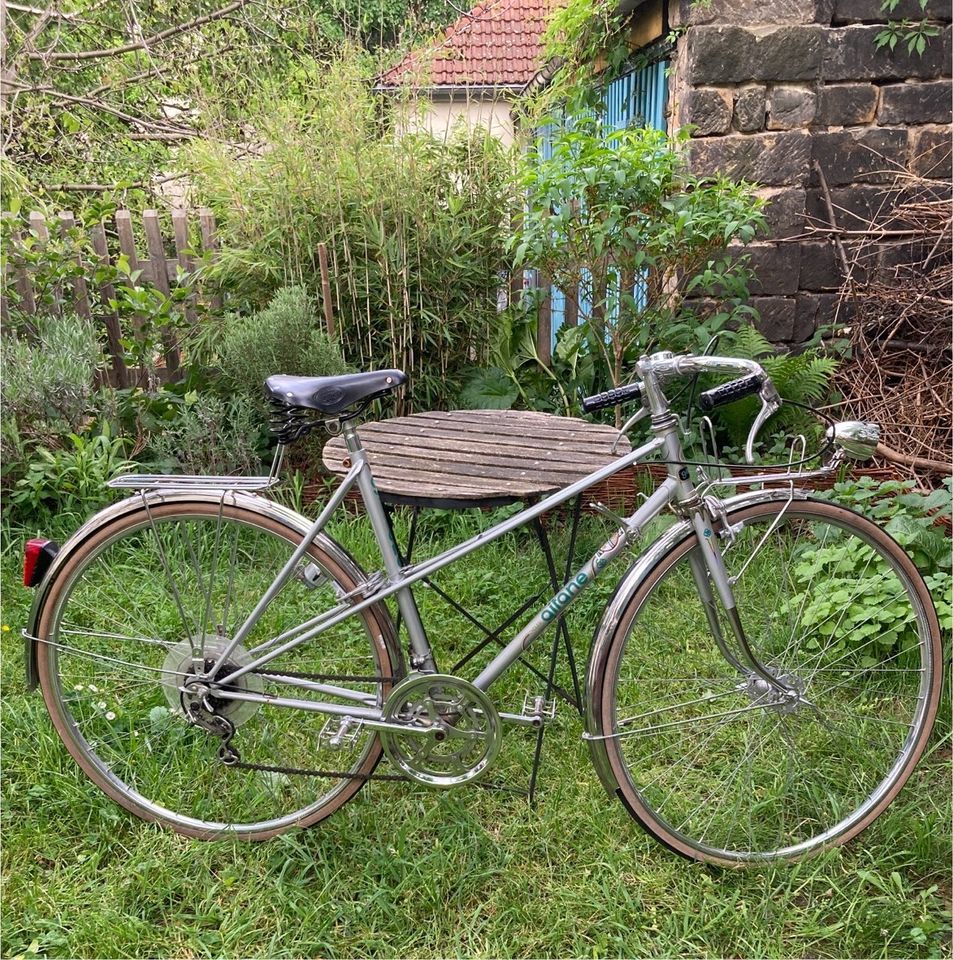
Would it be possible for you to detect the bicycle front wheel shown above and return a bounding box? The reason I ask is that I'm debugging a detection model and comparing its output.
[590,497,942,865]
[35,500,399,839]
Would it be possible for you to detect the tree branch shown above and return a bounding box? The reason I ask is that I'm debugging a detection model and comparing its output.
[26,0,248,62]
[876,442,953,475]
[7,81,195,135]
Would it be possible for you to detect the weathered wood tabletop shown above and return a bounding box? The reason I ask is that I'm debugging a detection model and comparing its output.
[322,409,631,508]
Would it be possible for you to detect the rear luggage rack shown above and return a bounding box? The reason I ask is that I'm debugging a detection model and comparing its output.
[108,448,285,493]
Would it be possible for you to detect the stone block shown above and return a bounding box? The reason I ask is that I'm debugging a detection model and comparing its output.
[688,26,825,84]
[794,293,846,339]
[757,27,827,80]
[811,128,908,185]
[736,243,802,294]
[805,183,904,226]
[880,239,933,270]
[832,0,952,22]
[879,81,953,125]
[679,87,733,135]
[752,296,797,341]
[824,25,947,80]
[758,187,808,237]
[799,241,843,289]
[690,131,814,185]
[815,83,878,125]
[734,86,767,131]
[671,0,817,26]
[814,0,836,24]
[909,125,953,178]
[767,86,818,128]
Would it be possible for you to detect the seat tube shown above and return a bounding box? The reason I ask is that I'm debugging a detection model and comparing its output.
[343,422,436,672]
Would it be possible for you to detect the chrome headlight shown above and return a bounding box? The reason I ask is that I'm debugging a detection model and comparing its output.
[826,421,881,461]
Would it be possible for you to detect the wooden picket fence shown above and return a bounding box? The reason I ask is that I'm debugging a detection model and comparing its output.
[2,207,220,388]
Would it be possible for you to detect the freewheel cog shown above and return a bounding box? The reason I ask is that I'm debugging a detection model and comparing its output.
[162,636,263,726]
[380,673,501,787]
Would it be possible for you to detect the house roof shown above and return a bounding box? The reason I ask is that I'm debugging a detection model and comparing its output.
[378,0,550,89]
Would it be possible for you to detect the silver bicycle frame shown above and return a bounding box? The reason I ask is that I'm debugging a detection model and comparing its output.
[200,351,803,721]
[206,427,674,696]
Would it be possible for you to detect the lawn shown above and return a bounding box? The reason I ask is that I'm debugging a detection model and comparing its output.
[1,502,950,959]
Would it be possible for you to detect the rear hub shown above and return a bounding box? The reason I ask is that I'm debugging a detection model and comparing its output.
[162,636,263,727]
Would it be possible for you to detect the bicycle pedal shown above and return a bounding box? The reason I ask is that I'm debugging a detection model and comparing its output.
[318,716,363,749]
[522,693,557,723]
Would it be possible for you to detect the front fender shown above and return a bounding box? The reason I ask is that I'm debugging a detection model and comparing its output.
[24,490,402,691]
[583,487,810,796]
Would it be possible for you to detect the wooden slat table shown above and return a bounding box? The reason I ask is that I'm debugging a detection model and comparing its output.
[324,409,634,797]
[322,409,631,509]
[323,408,631,725]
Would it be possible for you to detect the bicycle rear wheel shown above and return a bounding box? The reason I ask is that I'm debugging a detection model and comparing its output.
[35,500,399,839]
[589,497,942,865]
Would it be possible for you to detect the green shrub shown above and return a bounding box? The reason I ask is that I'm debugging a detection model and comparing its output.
[508,119,765,409]
[1,313,105,492]
[217,285,350,410]
[189,57,515,411]
[781,478,953,661]
[12,424,134,520]
[149,394,266,477]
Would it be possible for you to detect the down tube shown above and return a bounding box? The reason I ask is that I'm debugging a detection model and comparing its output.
[473,477,679,691]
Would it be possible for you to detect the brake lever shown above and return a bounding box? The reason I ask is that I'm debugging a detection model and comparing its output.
[744,382,782,464]
[611,405,649,455]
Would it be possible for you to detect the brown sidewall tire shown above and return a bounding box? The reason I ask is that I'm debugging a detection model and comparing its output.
[36,501,397,841]
[591,498,943,866]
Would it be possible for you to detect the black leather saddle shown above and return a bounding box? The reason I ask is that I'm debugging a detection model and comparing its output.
[265,369,407,415]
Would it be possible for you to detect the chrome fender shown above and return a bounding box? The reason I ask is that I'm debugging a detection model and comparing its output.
[25,490,402,691]
[583,487,811,797]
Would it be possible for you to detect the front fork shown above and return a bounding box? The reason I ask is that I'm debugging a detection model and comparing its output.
[685,502,793,694]
[641,351,793,696]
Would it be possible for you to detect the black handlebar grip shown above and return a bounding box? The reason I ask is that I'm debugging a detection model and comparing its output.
[698,373,765,412]
[581,382,642,414]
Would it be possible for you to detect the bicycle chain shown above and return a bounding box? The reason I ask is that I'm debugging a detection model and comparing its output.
[250,667,396,684]
[219,668,404,781]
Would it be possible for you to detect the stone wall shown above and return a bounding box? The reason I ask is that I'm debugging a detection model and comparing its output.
[667,0,952,345]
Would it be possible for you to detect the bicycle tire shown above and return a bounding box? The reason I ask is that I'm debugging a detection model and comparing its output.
[588,496,942,866]
[36,499,399,840]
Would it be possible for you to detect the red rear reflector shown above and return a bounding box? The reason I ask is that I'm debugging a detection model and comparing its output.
[24,538,52,587]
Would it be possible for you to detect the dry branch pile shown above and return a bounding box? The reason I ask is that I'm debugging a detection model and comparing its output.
[817,168,952,486]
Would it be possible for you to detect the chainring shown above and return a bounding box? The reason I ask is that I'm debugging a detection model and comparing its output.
[379,673,502,787]
[162,636,263,726]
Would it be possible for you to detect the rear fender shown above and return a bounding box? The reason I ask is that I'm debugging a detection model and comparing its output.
[24,490,403,691]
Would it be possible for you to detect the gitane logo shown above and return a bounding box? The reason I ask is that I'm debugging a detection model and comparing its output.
[541,572,589,622]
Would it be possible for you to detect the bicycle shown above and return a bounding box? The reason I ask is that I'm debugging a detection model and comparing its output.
[22,351,942,866]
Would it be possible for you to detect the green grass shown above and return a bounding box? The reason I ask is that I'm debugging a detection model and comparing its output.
[1,506,950,959]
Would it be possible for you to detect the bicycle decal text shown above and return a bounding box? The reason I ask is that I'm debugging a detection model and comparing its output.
[541,572,590,622]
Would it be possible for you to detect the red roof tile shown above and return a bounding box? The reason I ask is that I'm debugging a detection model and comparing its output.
[379,0,550,88]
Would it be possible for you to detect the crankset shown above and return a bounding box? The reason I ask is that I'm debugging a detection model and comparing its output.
[379,673,502,787]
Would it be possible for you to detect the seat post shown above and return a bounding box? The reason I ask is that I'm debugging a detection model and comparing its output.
[341,420,365,457]
[341,419,436,672]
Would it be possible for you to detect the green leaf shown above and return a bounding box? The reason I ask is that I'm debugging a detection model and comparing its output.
[459,367,519,410]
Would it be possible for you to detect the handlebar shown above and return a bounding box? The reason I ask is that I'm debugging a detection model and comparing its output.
[581,351,782,464]
[580,382,642,414]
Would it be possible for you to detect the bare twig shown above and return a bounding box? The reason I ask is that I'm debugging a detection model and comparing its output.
[812,160,852,280]
[25,0,248,62]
